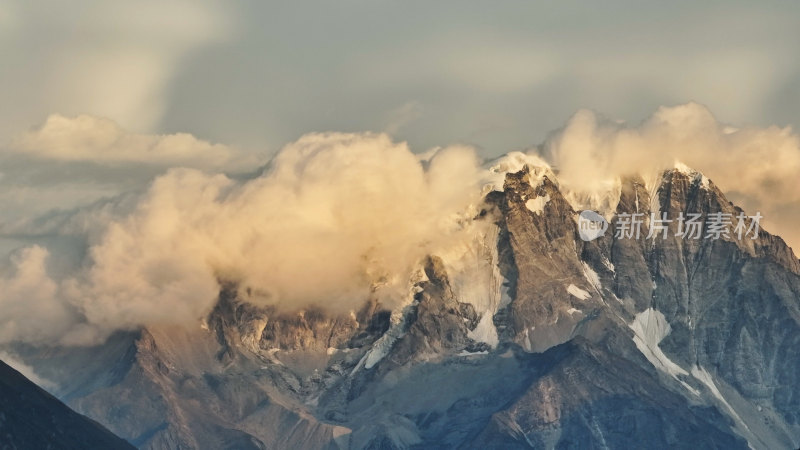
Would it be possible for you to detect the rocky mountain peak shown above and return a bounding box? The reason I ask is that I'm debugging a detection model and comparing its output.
[9,158,800,449]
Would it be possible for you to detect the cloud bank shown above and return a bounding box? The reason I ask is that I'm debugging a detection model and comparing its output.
[1,132,485,345]
[0,246,78,345]
[0,114,256,230]
[544,102,800,248]
[1,103,799,347]
[11,114,240,169]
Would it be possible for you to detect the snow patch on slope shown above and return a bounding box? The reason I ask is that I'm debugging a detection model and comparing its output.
[457,349,489,357]
[629,308,698,395]
[642,168,666,212]
[691,365,752,440]
[581,262,602,294]
[674,161,710,189]
[361,308,408,370]
[357,270,427,372]
[600,256,615,272]
[438,222,504,348]
[468,313,499,348]
[525,195,550,214]
[566,284,591,300]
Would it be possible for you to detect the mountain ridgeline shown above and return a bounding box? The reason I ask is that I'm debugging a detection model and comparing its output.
[13,164,800,449]
[0,359,135,449]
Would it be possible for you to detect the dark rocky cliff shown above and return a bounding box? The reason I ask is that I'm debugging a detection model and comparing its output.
[0,359,134,449]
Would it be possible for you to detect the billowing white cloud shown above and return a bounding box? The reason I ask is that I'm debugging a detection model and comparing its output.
[0,114,257,232]
[0,132,486,345]
[11,114,241,169]
[0,246,78,345]
[1,104,799,348]
[544,102,800,250]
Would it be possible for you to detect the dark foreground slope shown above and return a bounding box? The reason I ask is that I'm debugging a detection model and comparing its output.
[0,359,134,449]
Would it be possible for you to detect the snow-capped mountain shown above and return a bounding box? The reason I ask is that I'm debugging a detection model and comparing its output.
[11,160,800,449]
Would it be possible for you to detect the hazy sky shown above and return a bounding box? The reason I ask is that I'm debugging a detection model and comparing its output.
[2,0,799,156]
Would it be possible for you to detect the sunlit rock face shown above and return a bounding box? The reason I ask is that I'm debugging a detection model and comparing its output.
[16,164,800,450]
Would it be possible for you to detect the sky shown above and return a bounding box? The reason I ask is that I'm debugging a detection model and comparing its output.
[1,1,800,346]
[1,0,799,155]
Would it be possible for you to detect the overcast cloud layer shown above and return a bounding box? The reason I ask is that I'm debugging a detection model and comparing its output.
[1,0,800,154]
